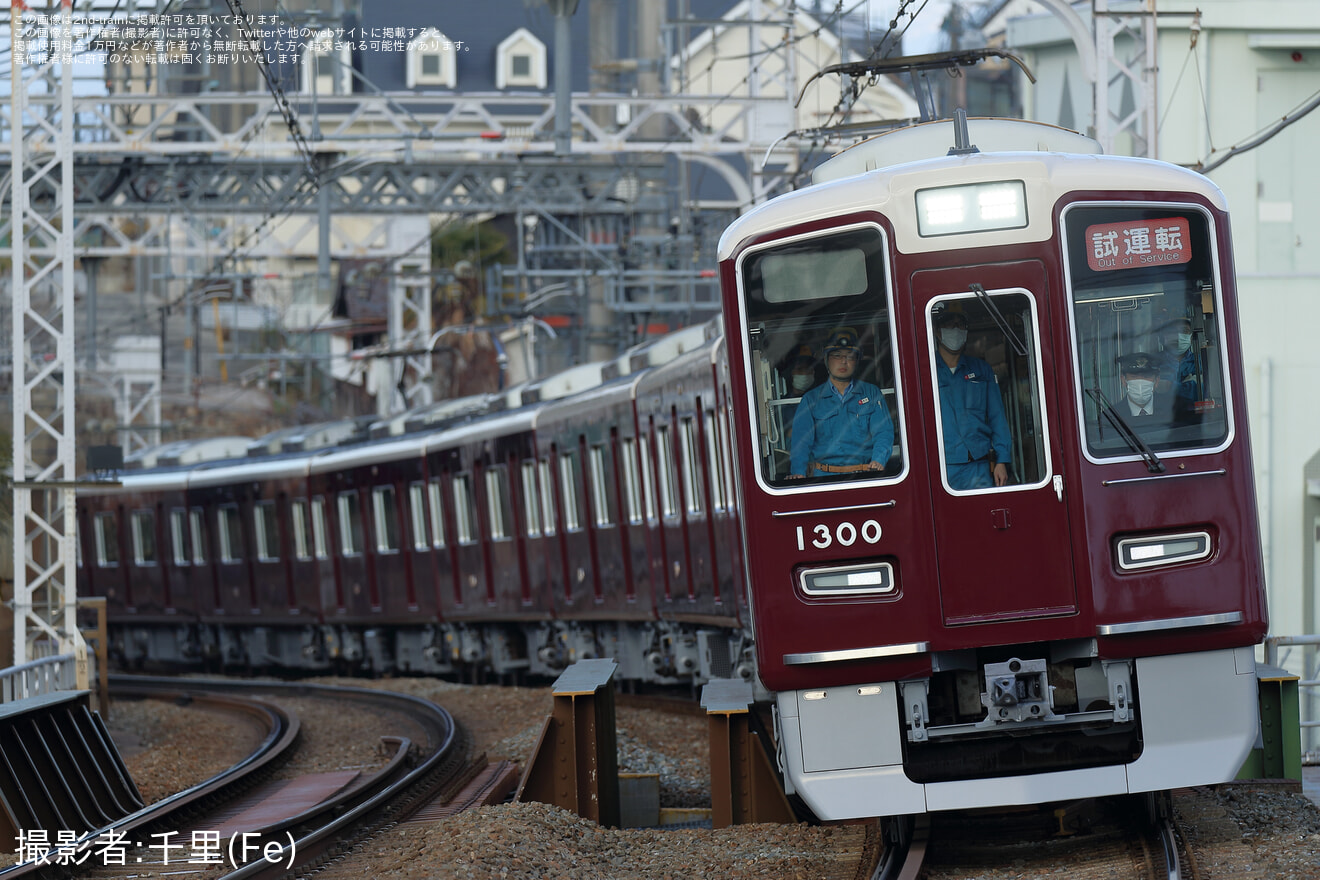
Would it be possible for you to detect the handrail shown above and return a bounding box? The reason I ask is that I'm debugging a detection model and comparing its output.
[0,654,76,703]
[1263,636,1320,764]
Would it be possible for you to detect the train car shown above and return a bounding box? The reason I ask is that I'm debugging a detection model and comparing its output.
[719,117,1268,818]
[74,318,751,687]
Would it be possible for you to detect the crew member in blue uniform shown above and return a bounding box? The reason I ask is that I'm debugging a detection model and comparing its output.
[789,328,893,478]
[1157,318,1203,423]
[934,310,1012,490]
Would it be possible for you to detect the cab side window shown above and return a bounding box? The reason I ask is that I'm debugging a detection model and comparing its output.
[738,225,903,488]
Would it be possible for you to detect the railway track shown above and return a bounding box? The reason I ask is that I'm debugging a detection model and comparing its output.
[870,792,1196,880]
[1,677,480,880]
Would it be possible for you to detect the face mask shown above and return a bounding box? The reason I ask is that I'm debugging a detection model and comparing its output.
[792,373,813,392]
[1127,378,1155,408]
[1176,332,1192,354]
[940,328,968,351]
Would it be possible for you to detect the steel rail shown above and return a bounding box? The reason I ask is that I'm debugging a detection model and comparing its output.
[0,682,299,878]
[134,678,466,880]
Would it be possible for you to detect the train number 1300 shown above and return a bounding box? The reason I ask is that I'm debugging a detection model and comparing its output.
[795,520,883,551]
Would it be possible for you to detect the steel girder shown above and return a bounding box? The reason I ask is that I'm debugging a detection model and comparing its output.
[3,155,675,216]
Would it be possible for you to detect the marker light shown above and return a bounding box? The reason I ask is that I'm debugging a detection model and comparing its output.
[799,563,895,596]
[1116,531,1212,571]
[916,180,1028,236]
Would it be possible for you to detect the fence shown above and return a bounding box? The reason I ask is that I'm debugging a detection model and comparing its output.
[0,654,77,703]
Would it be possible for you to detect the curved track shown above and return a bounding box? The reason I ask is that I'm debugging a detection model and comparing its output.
[2,677,468,880]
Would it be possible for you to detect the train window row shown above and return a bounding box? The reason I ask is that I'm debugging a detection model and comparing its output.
[86,418,736,573]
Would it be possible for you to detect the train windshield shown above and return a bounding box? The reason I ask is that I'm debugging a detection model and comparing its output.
[737,225,903,488]
[1064,205,1231,459]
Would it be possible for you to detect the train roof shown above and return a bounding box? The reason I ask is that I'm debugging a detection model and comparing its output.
[186,455,311,489]
[719,121,1226,261]
[80,320,729,492]
[122,436,253,470]
[248,416,375,455]
[810,117,1102,184]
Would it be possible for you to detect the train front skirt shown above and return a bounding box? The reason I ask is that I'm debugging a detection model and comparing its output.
[773,646,1258,818]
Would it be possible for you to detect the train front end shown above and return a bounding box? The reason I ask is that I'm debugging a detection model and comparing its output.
[719,120,1268,818]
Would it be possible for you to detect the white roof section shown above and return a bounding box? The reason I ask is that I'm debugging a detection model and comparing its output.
[720,147,1226,260]
[623,323,712,371]
[812,118,1102,184]
[522,360,609,404]
[308,435,431,474]
[124,436,252,470]
[187,457,310,489]
[393,394,497,437]
[425,408,539,453]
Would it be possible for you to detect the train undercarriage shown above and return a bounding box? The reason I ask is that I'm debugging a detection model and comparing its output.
[109,618,757,687]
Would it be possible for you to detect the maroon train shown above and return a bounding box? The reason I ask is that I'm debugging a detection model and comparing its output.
[78,322,749,687]
[78,118,1269,818]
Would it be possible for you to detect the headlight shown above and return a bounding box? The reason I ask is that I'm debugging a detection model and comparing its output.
[799,562,895,596]
[1115,531,1211,571]
[916,180,1027,236]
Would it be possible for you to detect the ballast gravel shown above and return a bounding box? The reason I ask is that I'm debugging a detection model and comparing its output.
[103,678,1320,879]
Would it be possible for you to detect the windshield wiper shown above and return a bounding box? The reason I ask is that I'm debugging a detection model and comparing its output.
[1086,388,1164,473]
[969,283,1028,357]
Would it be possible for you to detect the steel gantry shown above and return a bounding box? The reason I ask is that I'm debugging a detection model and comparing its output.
[7,0,89,676]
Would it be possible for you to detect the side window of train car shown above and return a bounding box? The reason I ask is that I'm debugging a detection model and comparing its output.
[254,500,280,562]
[926,292,1051,494]
[588,445,614,528]
[705,409,729,512]
[337,491,364,556]
[170,509,190,566]
[310,497,330,559]
[537,459,557,537]
[737,224,904,487]
[452,474,477,544]
[372,485,400,553]
[638,433,658,523]
[559,452,582,532]
[94,512,119,566]
[619,440,644,525]
[520,462,543,537]
[131,510,157,566]
[1064,205,1231,460]
[291,499,313,561]
[655,425,680,518]
[408,482,430,550]
[679,418,704,516]
[218,504,244,564]
[426,479,447,548]
[484,467,513,541]
[189,508,207,564]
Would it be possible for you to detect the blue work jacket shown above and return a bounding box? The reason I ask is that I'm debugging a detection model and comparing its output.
[790,380,893,476]
[937,355,1012,466]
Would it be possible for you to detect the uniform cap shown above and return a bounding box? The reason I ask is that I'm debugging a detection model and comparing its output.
[934,309,968,328]
[793,344,814,362]
[823,328,860,354]
[1117,352,1159,375]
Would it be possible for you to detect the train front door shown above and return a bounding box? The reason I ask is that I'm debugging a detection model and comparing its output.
[912,263,1078,625]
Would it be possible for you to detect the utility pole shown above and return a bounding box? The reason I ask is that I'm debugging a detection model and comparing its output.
[548,0,580,157]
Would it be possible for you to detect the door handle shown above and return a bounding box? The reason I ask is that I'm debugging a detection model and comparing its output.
[1053,475,1064,502]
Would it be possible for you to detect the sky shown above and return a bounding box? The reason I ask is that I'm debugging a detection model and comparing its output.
[869,0,957,55]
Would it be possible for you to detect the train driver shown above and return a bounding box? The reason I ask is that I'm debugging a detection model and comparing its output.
[933,310,1012,490]
[1117,352,1175,421]
[788,328,893,479]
